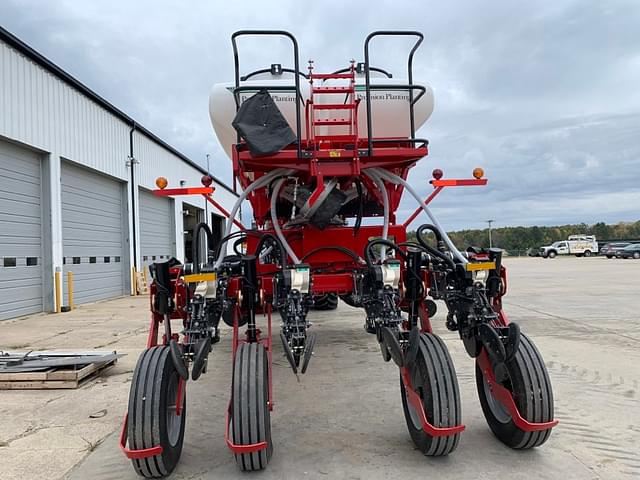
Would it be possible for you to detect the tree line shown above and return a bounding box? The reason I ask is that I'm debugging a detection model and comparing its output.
[408,221,640,255]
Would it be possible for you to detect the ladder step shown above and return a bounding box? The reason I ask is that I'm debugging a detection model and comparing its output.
[314,134,358,142]
[309,73,353,80]
[312,86,353,94]
[313,119,352,126]
[313,103,356,110]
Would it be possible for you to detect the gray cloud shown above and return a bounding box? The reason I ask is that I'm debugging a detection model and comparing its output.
[1,0,638,229]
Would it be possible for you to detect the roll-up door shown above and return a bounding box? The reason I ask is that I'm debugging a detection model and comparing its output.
[61,161,125,304]
[0,141,43,320]
[139,188,175,267]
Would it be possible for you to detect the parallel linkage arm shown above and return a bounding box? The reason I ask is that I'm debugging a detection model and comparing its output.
[403,175,488,229]
[153,186,245,231]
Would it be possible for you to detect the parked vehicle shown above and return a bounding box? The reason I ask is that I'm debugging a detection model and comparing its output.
[539,235,599,258]
[527,247,542,257]
[601,242,630,258]
[616,243,640,259]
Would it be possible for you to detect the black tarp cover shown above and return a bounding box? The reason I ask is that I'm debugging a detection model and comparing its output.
[232,89,297,156]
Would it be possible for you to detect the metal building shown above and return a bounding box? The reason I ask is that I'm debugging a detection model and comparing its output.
[0,26,238,320]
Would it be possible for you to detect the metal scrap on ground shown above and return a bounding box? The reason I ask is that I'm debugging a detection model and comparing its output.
[0,350,122,389]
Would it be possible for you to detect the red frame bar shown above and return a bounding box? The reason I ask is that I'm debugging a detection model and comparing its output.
[119,413,164,459]
[152,188,245,231]
[430,178,487,187]
[399,367,465,437]
[403,186,443,228]
[204,195,245,230]
[146,316,160,348]
[175,377,185,416]
[418,301,433,333]
[403,177,488,228]
[153,187,214,196]
[476,349,558,432]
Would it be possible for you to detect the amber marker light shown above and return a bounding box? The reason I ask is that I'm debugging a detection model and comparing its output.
[472,167,484,179]
[155,177,168,189]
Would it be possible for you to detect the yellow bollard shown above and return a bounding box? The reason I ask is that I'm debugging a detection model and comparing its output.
[143,267,148,292]
[131,267,138,296]
[54,270,62,313]
[67,271,74,310]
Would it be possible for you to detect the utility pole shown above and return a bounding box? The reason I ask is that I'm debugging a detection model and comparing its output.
[486,220,494,248]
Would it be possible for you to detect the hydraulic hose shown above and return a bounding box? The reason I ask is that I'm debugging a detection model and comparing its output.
[233,237,246,256]
[415,227,456,270]
[370,167,468,264]
[212,230,246,262]
[417,223,443,245]
[300,245,363,264]
[271,177,301,264]
[254,232,287,269]
[364,169,390,259]
[192,222,213,273]
[215,168,294,268]
[354,179,363,236]
[365,238,407,267]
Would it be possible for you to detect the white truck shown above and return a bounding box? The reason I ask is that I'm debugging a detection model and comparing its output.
[539,235,599,258]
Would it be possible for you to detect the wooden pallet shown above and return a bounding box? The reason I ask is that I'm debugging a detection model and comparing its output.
[0,358,117,390]
[135,267,149,295]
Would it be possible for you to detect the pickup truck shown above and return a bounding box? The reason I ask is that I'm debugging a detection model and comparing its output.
[539,235,599,258]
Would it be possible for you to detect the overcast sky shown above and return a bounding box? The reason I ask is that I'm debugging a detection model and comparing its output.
[1,0,639,230]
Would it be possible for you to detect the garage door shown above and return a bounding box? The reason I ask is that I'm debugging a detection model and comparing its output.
[0,141,43,320]
[61,162,125,304]
[139,188,175,267]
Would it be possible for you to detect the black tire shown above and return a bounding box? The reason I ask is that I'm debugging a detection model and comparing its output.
[606,255,613,259]
[313,293,339,310]
[475,333,554,449]
[583,250,591,257]
[548,251,556,258]
[232,343,272,471]
[128,346,186,478]
[633,252,640,260]
[339,293,361,308]
[400,333,461,456]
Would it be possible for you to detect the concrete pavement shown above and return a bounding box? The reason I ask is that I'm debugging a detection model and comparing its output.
[1,257,639,479]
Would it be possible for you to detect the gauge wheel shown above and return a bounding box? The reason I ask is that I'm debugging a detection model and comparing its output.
[128,346,186,478]
[400,333,461,456]
[231,342,273,471]
[475,333,554,449]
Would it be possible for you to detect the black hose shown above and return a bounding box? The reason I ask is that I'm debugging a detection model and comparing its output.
[254,233,287,268]
[212,230,247,264]
[365,238,408,267]
[301,245,363,264]
[417,223,444,245]
[192,222,214,274]
[366,239,427,297]
[354,179,363,236]
[415,225,456,269]
[233,237,246,255]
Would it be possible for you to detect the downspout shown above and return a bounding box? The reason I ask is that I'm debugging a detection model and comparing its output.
[129,122,138,270]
